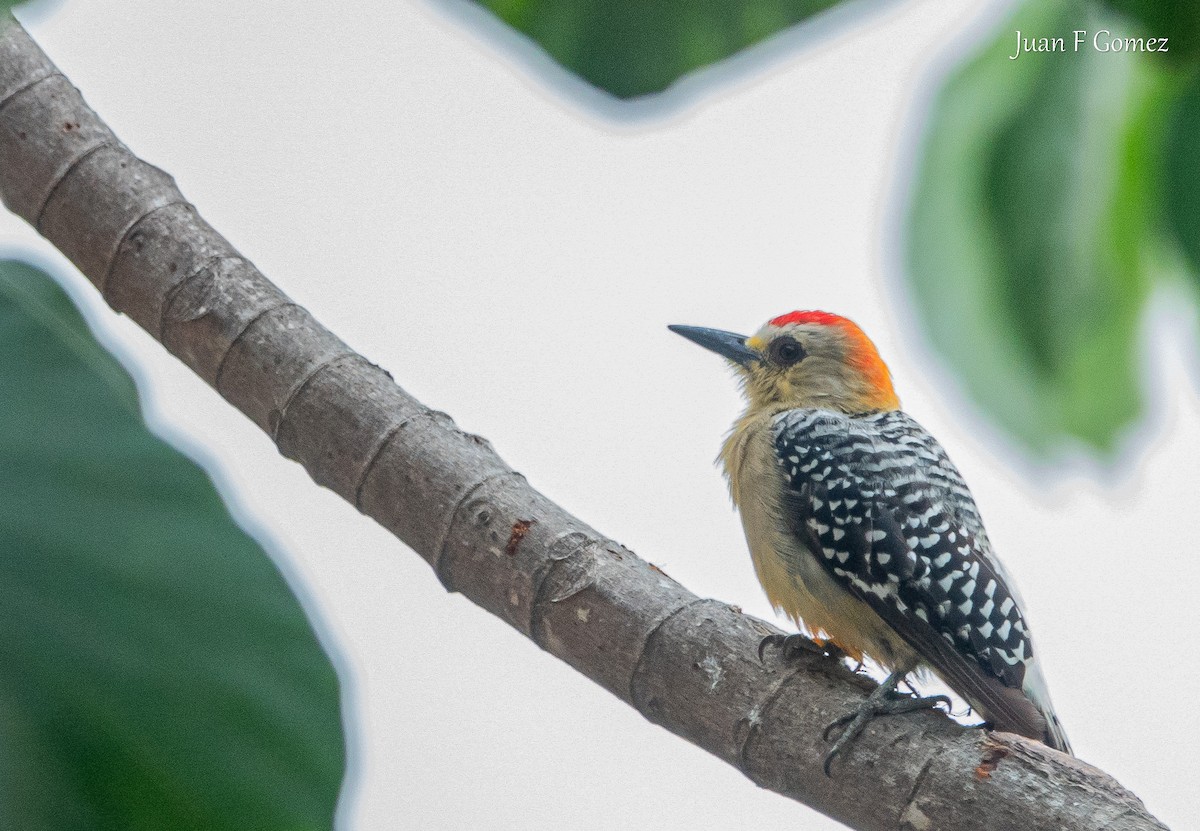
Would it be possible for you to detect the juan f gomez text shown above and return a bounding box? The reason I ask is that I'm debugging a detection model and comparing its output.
[1009,29,1169,60]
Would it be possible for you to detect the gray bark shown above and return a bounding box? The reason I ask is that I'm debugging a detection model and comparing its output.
[0,19,1166,831]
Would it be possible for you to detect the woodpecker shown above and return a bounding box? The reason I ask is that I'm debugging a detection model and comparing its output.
[670,310,1071,772]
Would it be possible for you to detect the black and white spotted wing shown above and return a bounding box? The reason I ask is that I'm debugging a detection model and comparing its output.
[772,409,1034,697]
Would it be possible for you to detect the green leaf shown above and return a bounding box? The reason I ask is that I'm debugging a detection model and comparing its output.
[3,2,36,25]
[0,260,345,830]
[1098,0,1200,63]
[472,0,851,99]
[906,0,1170,454]
[1163,69,1200,278]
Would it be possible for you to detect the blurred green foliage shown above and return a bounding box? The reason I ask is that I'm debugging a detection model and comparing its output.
[0,261,345,830]
[1099,0,1200,61]
[472,0,848,98]
[906,0,1184,453]
[2,1,30,22]
[1164,74,1200,277]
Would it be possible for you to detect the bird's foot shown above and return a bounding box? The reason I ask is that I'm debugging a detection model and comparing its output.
[821,672,951,776]
[758,633,845,663]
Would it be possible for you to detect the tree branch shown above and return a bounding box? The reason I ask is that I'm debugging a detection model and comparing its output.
[0,20,1166,831]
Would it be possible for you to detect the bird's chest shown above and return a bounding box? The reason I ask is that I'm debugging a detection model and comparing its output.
[719,413,900,663]
[720,415,832,623]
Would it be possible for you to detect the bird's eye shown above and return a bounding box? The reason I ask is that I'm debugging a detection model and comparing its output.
[768,336,806,366]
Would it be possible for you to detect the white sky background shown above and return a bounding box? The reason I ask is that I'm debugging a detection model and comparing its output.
[4,0,1199,828]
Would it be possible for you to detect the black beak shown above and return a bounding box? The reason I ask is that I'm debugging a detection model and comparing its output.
[668,325,758,367]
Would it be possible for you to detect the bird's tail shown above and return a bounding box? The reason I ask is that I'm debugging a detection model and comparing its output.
[1022,661,1072,755]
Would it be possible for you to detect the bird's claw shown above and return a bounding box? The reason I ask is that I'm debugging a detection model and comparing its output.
[822,679,951,776]
[757,633,844,663]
